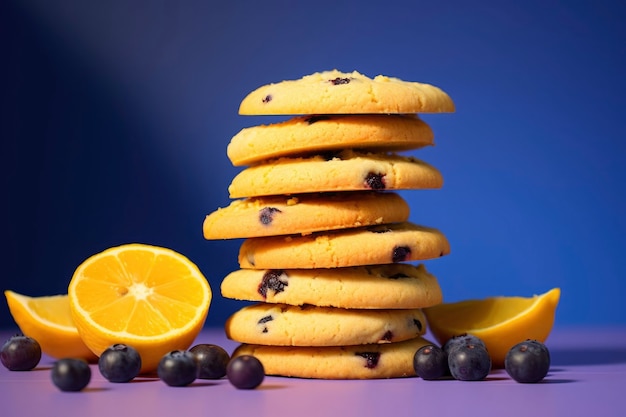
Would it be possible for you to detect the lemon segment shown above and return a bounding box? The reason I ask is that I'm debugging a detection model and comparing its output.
[423,288,560,367]
[4,290,97,361]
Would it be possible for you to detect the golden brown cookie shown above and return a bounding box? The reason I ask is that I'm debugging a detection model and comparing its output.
[232,336,432,379]
[227,114,434,166]
[238,70,455,115]
[220,263,442,309]
[228,150,443,198]
[225,303,426,346]
[203,192,409,239]
[238,222,450,269]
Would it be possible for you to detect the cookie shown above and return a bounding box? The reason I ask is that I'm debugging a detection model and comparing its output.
[238,70,455,115]
[227,114,434,166]
[228,150,443,198]
[203,192,409,239]
[238,222,450,269]
[220,263,442,309]
[225,303,426,346]
[232,336,431,379]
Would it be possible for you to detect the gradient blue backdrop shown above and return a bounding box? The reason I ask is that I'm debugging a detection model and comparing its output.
[2,0,625,330]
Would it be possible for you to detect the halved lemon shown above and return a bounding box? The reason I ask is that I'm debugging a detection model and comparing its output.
[4,290,98,361]
[423,288,560,367]
[68,243,211,373]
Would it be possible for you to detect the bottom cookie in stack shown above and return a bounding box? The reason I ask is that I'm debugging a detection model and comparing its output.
[222,263,443,379]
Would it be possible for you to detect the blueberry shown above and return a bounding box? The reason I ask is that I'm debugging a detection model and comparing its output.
[392,246,411,263]
[258,270,289,298]
[98,344,142,383]
[443,333,487,356]
[51,358,91,391]
[157,350,198,387]
[227,355,265,389]
[1,334,42,371]
[329,77,351,85]
[413,344,448,380]
[259,207,281,225]
[355,351,380,369]
[448,344,491,381]
[364,172,386,190]
[190,344,230,379]
[505,340,550,383]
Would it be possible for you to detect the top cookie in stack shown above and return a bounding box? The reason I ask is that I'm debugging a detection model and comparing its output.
[203,70,454,379]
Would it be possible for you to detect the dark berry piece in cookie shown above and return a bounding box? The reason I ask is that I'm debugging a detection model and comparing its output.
[355,352,380,369]
[258,270,289,298]
[259,207,282,225]
[381,331,394,342]
[329,77,351,85]
[413,319,423,332]
[364,172,386,190]
[392,246,411,263]
[257,315,274,333]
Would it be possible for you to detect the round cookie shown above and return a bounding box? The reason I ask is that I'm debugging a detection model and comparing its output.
[225,303,426,346]
[227,114,434,166]
[228,150,443,198]
[238,70,455,115]
[232,336,432,379]
[238,222,450,269]
[203,192,409,240]
[220,263,442,309]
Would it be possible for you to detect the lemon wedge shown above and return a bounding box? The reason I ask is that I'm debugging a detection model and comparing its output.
[4,290,97,361]
[423,288,560,367]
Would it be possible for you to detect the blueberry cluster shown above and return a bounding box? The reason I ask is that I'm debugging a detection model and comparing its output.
[413,334,551,383]
[1,334,264,391]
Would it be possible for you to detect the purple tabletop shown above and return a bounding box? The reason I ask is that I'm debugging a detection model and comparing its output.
[1,326,624,417]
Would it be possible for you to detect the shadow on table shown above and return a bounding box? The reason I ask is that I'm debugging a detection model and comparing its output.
[550,347,626,366]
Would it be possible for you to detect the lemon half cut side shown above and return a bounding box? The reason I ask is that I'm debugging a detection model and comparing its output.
[68,243,212,373]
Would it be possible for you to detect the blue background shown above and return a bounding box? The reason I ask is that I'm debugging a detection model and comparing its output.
[2,0,625,329]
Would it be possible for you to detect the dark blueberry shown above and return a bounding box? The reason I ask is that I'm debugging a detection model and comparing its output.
[329,77,351,85]
[258,270,289,298]
[257,315,273,333]
[443,334,487,356]
[1,334,41,371]
[448,344,491,381]
[262,94,272,103]
[259,207,282,225]
[304,115,331,124]
[227,355,265,389]
[157,350,198,386]
[392,246,411,263]
[413,319,423,332]
[413,344,448,380]
[51,358,91,391]
[364,172,386,190]
[381,331,394,342]
[190,344,230,379]
[355,351,380,369]
[505,340,550,383]
[98,344,142,383]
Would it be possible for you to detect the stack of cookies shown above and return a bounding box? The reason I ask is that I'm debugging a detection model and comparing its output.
[203,70,455,379]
